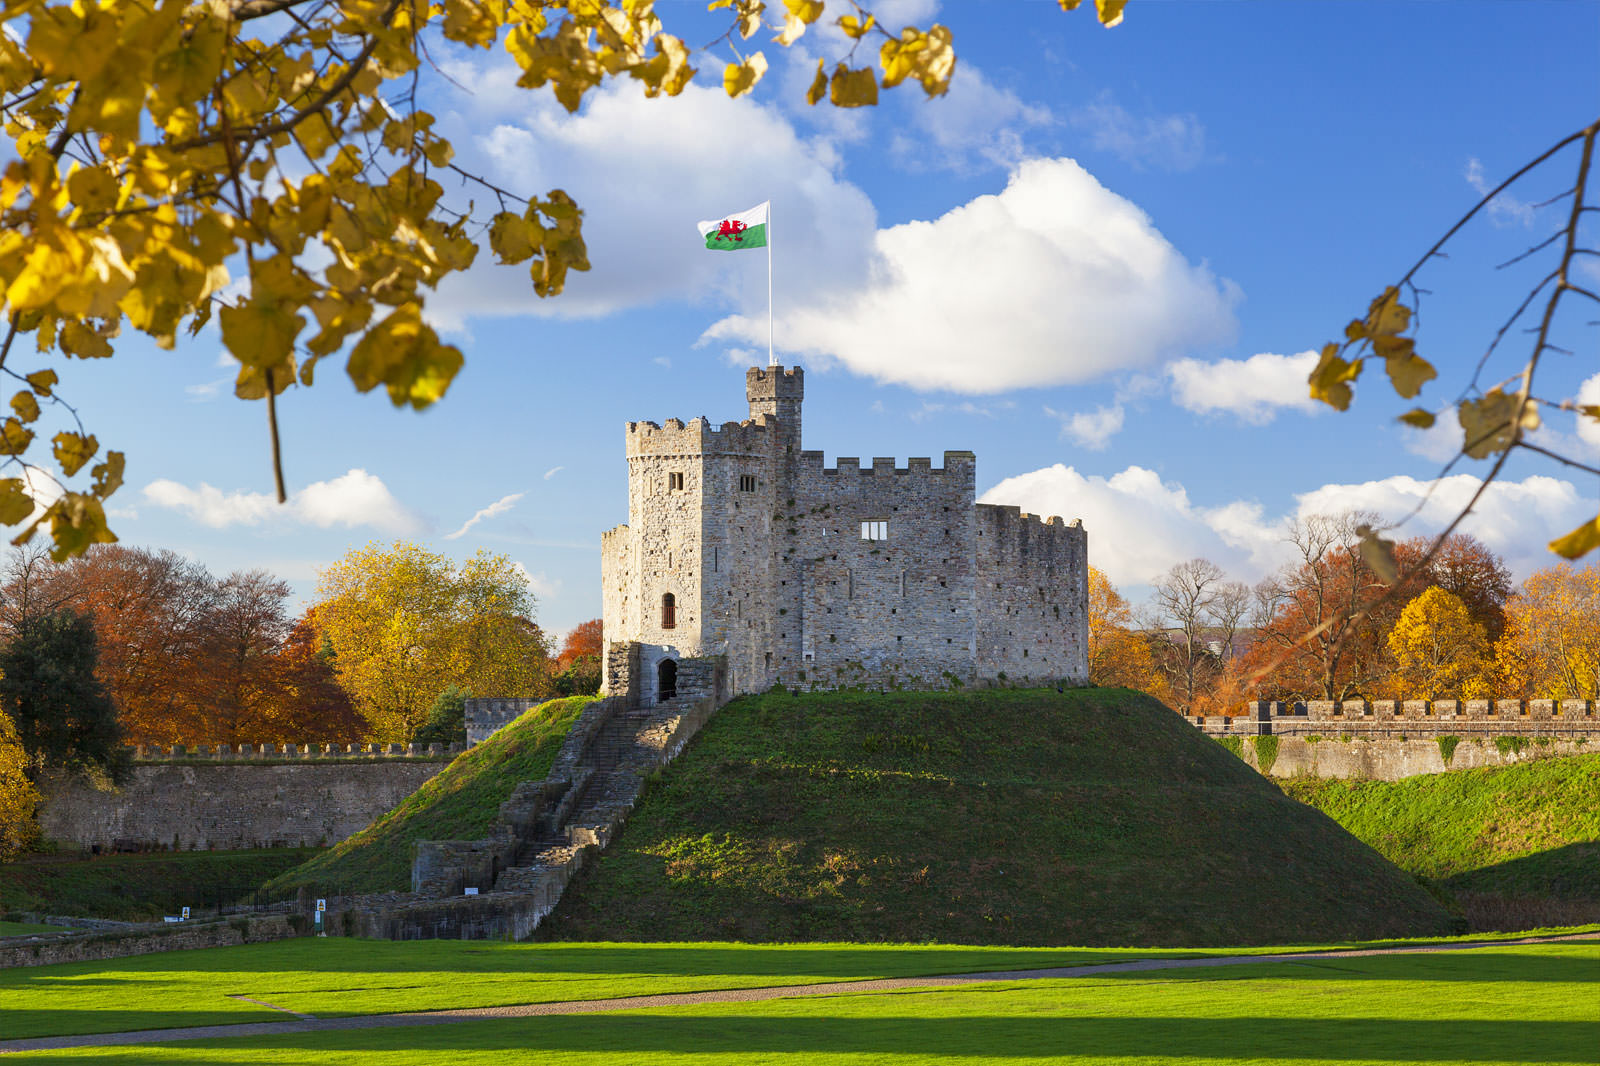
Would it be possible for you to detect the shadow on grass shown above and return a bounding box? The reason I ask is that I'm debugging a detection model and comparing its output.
[1445,841,1600,899]
[169,1014,1600,1064]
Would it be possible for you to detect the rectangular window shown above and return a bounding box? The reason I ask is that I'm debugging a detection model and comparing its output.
[739,475,757,492]
[861,520,888,541]
[669,472,685,491]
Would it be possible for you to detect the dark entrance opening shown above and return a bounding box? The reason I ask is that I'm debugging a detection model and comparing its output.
[658,658,677,701]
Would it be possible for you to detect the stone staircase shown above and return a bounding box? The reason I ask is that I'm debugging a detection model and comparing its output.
[354,656,726,940]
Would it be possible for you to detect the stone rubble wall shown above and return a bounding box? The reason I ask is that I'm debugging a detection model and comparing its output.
[1227,734,1593,781]
[0,912,306,969]
[465,699,545,745]
[36,761,448,851]
[974,504,1089,686]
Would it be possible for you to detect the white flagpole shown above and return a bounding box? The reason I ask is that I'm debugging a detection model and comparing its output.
[767,201,775,367]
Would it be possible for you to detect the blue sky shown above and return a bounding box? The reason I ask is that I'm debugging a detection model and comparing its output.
[37,1,1600,639]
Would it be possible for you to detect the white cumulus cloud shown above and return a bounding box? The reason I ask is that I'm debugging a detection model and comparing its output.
[981,463,1593,591]
[705,157,1238,393]
[1167,350,1320,423]
[1047,403,1125,450]
[143,469,422,534]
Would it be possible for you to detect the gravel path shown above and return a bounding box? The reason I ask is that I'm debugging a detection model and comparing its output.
[4,931,1595,1055]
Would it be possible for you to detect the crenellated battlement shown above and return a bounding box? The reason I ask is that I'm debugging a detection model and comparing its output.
[794,449,976,479]
[124,741,465,762]
[745,364,804,396]
[625,414,775,458]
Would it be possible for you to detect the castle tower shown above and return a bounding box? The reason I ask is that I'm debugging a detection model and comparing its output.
[746,366,803,456]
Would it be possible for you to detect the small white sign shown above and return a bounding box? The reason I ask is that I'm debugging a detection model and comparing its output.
[464,887,479,896]
[180,906,190,920]
[315,898,326,912]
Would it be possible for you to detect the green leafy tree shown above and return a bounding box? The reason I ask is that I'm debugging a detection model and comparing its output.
[0,608,124,778]
[412,683,468,747]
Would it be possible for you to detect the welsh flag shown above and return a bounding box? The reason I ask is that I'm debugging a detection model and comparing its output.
[697,201,769,250]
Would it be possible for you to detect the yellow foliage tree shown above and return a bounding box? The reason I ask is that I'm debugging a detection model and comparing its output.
[1087,566,1160,695]
[0,1,1126,561]
[1493,563,1600,699]
[313,541,550,741]
[1385,586,1490,699]
[0,707,39,861]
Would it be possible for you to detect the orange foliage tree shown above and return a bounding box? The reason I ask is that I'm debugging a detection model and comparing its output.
[1087,567,1160,696]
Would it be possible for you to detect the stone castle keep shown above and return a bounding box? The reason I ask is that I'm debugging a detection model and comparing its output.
[600,365,1091,700]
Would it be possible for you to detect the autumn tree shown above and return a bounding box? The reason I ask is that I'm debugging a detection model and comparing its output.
[1086,567,1157,694]
[0,1,1126,560]
[261,607,368,740]
[314,541,550,741]
[0,608,122,778]
[1386,587,1490,698]
[1493,563,1600,699]
[0,707,38,860]
[1392,534,1513,643]
[200,569,292,744]
[553,617,603,696]
[1251,513,1393,702]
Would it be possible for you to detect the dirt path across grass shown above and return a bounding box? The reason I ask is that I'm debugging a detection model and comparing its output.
[5,931,1596,1054]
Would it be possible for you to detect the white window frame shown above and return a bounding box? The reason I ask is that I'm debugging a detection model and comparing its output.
[861,519,889,541]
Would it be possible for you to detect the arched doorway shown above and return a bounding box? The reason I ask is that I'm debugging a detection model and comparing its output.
[657,658,677,701]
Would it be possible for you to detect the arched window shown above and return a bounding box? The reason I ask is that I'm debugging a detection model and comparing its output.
[661,592,676,629]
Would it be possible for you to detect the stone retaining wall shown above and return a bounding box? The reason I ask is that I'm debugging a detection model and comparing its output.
[0,913,305,969]
[1225,734,1591,780]
[36,760,449,850]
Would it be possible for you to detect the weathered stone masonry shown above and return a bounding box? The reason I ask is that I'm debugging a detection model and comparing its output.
[601,365,1089,697]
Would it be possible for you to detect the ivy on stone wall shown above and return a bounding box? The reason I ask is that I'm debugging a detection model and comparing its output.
[1215,735,1243,758]
[1437,735,1460,766]
[1252,735,1280,776]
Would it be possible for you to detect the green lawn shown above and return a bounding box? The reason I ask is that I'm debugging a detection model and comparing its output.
[4,932,1594,1042]
[0,919,62,935]
[10,941,1596,1065]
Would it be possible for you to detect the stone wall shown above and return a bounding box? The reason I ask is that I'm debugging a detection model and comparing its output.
[465,699,545,744]
[1190,698,1600,738]
[974,504,1089,685]
[0,913,305,969]
[1226,733,1593,781]
[36,760,447,850]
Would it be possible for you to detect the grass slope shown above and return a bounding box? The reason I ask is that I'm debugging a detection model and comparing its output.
[1281,754,1600,899]
[544,687,1456,946]
[0,849,319,922]
[266,696,593,896]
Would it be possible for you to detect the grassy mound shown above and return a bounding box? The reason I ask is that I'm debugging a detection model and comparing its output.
[266,696,593,896]
[1,848,318,921]
[543,688,1455,946]
[1281,754,1600,902]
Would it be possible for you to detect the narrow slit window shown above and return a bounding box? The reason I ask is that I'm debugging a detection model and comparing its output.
[861,520,888,541]
[669,472,685,491]
[739,475,757,492]
[661,592,676,629]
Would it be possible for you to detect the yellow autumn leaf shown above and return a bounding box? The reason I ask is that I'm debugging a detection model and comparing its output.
[67,166,119,213]
[829,63,878,107]
[90,450,125,498]
[219,297,307,371]
[489,211,540,264]
[1094,0,1128,26]
[1549,515,1600,559]
[1382,348,1436,399]
[805,57,826,106]
[783,0,824,23]
[60,321,114,359]
[442,0,500,48]
[723,52,767,97]
[346,304,464,409]
[1458,388,1539,460]
[1398,407,1436,429]
[44,493,117,562]
[839,13,875,38]
[0,419,33,457]
[9,391,39,424]
[25,370,57,397]
[1365,285,1411,337]
[1356,523,1398,584]
[53,431,99,476]
[0,479,33,526]
[1307,342,1361,411]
